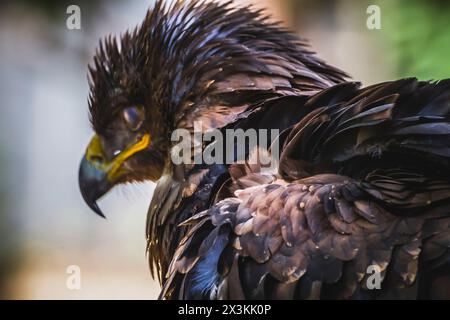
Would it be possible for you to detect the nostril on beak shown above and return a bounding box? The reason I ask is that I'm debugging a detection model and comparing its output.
[89,155,104,164]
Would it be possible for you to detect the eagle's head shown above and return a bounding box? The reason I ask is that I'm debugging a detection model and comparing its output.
[79,0,347,217]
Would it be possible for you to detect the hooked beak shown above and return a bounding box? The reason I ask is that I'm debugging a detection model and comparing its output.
[78,134,151,218]
[79,155,111,218]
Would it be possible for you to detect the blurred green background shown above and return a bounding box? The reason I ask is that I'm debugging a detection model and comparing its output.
[381,0,450,80]
[0,0,449,299]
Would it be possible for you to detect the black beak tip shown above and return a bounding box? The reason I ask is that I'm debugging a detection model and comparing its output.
[90,201,107,219]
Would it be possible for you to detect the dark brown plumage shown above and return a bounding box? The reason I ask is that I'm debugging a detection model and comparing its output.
[78,0,450,300]
[132,0,348,282]
[82,0,347,240]
[161,79,450,299]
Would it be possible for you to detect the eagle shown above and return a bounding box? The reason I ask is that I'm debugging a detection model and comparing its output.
[78,0,450,299]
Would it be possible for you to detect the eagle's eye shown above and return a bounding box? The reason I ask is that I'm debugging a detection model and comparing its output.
[122,106,144,131]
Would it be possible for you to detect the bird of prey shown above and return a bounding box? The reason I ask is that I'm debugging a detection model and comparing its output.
[78,0,450,299]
